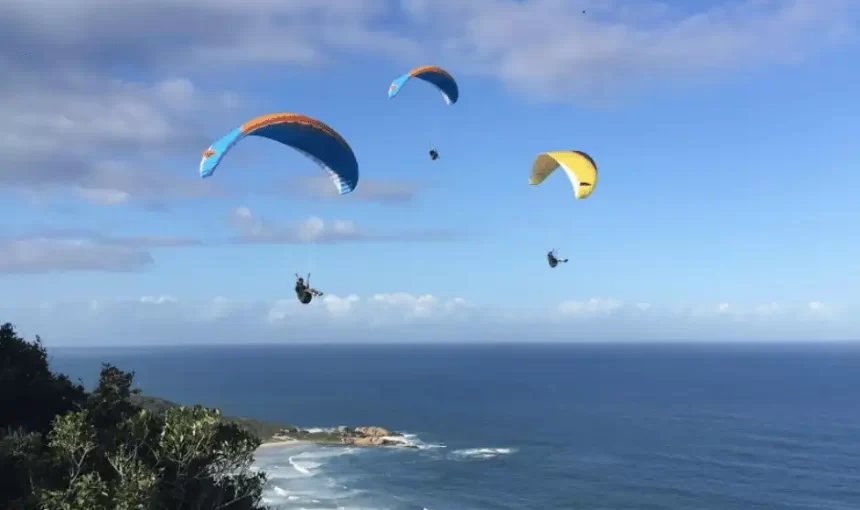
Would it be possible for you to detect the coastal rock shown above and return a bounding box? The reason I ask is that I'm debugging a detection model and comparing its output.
[354,426,390,437]
[352,436,382,446]
[269,424,409,449]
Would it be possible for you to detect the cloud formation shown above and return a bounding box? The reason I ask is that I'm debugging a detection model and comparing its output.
[228,206,455,243]
[1,0,855,208]
[284,175,424,205]
[3,294,856,346]
[0,74,233,205]
[415,0,858,101]
[0,202,453,273]
[549,297,850,341]
[0,229,199,273]
[3,0,854,102]
[10,292,476,345]
[266,292,472,325]
[0,0,418,74]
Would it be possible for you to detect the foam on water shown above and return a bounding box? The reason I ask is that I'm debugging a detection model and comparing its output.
[449,447,516,460]
[393,433,446,451]
[303,427,329,434]
[253,431,463,509]
[256,444,372,509]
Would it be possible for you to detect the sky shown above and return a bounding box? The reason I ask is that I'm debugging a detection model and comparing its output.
[1,0,859,345]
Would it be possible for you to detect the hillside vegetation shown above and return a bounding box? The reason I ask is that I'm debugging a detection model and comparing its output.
[0,322,270,510]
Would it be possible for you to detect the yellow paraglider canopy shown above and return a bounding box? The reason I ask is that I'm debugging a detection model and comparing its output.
[529,150,598,200]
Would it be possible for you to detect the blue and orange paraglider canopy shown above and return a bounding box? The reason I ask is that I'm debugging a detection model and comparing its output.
[199,113,359,195]
[388,65,459,105]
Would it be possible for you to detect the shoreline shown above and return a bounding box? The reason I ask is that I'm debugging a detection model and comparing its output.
[130,395,412,452]
[256,439,311,450]
[260,426,419,450]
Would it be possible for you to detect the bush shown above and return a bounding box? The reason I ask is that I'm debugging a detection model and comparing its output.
[0,322,268,510]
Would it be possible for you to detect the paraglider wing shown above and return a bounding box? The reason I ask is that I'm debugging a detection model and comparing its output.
[529,150,598,200]
[199,113,359,195]
[388,65,459,105]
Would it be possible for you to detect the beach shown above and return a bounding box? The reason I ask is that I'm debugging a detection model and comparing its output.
[256,439,311,450]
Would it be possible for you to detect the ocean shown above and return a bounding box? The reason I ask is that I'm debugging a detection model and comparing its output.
[50,343,860,510]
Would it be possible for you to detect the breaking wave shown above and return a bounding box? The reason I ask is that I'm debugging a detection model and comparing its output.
[449,447,517,460]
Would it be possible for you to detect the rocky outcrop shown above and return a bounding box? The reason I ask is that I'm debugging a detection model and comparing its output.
[346,426,395,446]
[269,425,417,448]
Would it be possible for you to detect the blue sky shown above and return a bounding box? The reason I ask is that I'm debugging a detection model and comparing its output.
[1,0,859,344]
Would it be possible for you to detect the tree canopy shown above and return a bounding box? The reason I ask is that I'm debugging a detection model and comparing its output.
[0,322,268,510]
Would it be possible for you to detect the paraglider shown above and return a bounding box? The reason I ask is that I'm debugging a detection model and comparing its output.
[529,150,598,200]
[388,65,459,161]
[388,65,459,105]
[295,274,324,305]
[200,113,357,303]
[530,151,598,266]
[200,112,359,195]
[547,250,568,268]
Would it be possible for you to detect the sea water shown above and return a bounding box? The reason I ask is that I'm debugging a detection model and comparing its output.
[52,343,860,509]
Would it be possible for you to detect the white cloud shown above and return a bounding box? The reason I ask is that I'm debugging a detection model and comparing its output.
[545,298,860,341]
[370,292,464,319]
[0,207,453,274]
[0,0,417,73]
[2,76,231,151]
[228,206,456,244]
[323,294,360,316]
[401,0,859,102]
[1,1,853,109]
[139,295,178,305]
[0,238,152,273]
[803,300,835,320]
[756,302,780,315]
[558,297,623,317]
[265,292,471,327]
[266,299,294,324]
[267,293,362,322]
[0,74,233,204]
[284,175,425,205]
[6,292,476,345]
[75,187,132,205]
[5,295,860,345]
[1,0,854,211]
[0,230,199,273]
[809,301,826,311]
[228,207,365,243]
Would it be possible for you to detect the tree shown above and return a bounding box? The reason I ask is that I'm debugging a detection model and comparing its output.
[0,322,268,510]
[0,323,86,433]
[1,322,86,507]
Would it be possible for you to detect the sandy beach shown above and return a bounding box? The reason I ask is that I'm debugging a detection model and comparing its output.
[256,439,312,451]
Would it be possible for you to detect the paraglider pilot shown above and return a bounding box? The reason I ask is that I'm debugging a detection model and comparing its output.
[429,146,439,161]
[547,250,568,268]
[295,274,324,304]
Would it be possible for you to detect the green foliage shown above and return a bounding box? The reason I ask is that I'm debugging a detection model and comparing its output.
[0,429,52,509]
[37,471,112,510]
[0,322,269,510]
[0,323,86,433]
[131,395,292,443]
